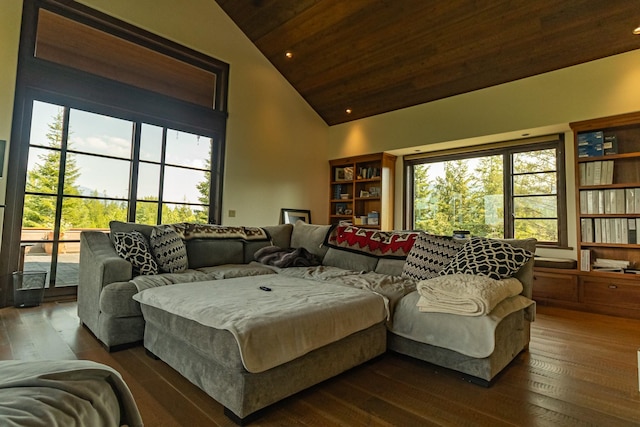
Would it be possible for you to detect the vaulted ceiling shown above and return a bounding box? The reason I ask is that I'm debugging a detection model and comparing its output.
[215,0,640,126]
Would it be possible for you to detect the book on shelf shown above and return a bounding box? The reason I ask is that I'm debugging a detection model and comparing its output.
[580,249,591,271]
[577,131,604,157]
[593,258,630,268]
[591,266,625,273]
[603,135,618,155]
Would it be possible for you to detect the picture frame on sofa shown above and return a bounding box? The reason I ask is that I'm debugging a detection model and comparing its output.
[280,208,311,224]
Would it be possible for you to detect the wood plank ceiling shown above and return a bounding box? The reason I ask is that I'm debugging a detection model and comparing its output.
[215,0,640,126]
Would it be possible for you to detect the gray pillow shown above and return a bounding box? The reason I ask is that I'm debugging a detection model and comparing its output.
[290,220,330,258]
[150,226,188,273]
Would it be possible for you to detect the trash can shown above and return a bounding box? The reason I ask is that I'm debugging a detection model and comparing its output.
[13,271,47,308]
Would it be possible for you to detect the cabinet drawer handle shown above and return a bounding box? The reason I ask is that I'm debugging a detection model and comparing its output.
[608,284,617,289]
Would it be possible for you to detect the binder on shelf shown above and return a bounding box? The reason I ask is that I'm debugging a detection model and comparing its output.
[602,160,614,185]
[581,218,593,242]
[628,218,637,244]
[585,162,595,184]
[594,218,602,243]
[593,161,602,185]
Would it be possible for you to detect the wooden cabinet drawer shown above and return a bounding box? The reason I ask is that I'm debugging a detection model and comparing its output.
[533,270,579,302]
[580,276,640,309]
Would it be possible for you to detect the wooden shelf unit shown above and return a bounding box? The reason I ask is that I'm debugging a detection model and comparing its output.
[329,153,396,230]
[533,267,640,319]
[567,111,640,318]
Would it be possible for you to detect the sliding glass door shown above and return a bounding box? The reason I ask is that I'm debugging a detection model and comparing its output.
[20,99,215,290]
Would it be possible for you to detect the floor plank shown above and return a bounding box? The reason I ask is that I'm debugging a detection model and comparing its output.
[0,302,639,426]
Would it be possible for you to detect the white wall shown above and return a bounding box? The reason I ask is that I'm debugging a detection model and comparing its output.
[329,49,640,258]
[58,0,331,226]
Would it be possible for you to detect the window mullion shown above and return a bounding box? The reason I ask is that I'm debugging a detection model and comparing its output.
[157,128,168,224]
[504,152,515,239]
[129,121,142,221]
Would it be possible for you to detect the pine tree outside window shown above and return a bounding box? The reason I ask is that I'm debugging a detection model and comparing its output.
[405,135,568,247]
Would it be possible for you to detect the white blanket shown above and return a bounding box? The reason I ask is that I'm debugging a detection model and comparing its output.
[133,276,387,373]
[416,274,523,316]
[0,360,143,427]
[392,291,535,358]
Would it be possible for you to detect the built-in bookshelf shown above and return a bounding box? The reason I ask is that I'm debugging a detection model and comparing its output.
[572,112,640,275]
[567,112,640,318]
[532,112,640,320]
[329,153,396,230]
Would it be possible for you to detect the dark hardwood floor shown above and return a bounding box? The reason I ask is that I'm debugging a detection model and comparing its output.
[1,302,639,426]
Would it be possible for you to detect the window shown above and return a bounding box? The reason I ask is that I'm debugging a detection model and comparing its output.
[20,100,218,288]
[405,135,567,247]
[1,0,228,300]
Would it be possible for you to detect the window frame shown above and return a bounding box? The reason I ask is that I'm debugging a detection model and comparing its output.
[403,135,568,248]
[0,0,229,303]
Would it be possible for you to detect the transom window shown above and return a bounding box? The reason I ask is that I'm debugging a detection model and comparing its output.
[404,135,567,247]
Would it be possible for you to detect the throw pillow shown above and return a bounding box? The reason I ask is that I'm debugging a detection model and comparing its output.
[324,225,419,259]
[150,226,189,273]
[440,237,533,280]
[112,231,159,275]
[401,232,465,280]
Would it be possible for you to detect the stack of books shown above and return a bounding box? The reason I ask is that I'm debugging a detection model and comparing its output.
[591,258,630,273]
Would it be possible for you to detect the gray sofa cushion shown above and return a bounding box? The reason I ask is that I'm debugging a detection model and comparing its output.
[243,224,293,263]
[109,221,154,243]
[99,281,141,317]
[186,239,245,268]
[290,221,330,259]
[322,248,378,272]
[375,258,406,276]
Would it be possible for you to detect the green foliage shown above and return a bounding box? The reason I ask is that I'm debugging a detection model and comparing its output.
[412,150,557,240]
[23,110,213,231]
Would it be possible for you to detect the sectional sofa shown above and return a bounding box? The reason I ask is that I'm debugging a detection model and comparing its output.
[78,220,535,423]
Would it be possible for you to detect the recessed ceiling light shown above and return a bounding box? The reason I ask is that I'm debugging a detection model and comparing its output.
[345,108,352,114]
[634,26,640,35]
[285,51,293,59]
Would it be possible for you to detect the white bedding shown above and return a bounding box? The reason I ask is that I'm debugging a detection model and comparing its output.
[416,274,523,316]
[391,290,535,358]
[0,360,143,427]
[133,275,387,373]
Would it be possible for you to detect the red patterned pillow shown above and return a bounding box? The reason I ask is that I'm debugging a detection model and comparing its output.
[324,225,418,259]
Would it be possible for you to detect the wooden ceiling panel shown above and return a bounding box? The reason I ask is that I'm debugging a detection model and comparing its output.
[215,0,640,125]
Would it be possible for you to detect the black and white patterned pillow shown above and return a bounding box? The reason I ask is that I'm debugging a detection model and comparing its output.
[401,232,465,281]
[440,237,533,280]
[150,226,188,273]
[113,231,158,275]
